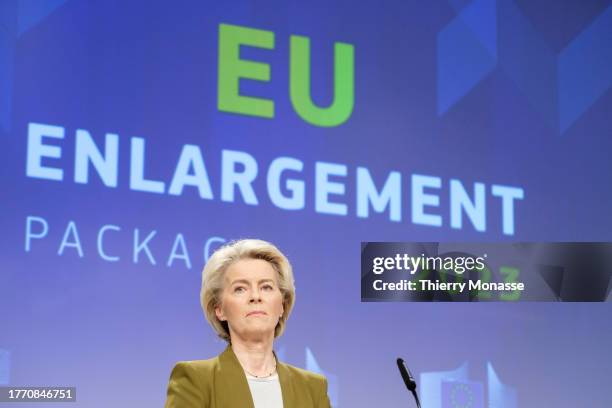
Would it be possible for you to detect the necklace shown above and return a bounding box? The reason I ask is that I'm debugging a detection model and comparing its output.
[243,360,277,378]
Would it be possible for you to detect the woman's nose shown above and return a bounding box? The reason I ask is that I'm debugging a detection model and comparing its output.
[249,289,262,302]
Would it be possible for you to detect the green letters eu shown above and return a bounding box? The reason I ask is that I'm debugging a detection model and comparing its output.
[218,24,274,118]
[290,36,355,127]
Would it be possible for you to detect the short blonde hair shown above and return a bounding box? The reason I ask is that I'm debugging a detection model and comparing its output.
[201,239,296,342]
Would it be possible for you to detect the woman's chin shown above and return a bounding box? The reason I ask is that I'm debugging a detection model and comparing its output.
[239,325,274,337]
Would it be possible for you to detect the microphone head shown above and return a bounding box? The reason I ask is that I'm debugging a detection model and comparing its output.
[396,358,417,391]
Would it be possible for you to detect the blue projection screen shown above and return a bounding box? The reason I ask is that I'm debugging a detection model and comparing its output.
[1,0,612,407]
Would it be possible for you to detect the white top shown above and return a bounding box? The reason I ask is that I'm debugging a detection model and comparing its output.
[246,372,284,408]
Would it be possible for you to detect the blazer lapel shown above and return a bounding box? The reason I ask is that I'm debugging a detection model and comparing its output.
[217,346,255,408]
[276,354,296,407]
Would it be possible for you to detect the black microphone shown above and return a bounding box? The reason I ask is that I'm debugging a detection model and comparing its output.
[396,358,421,408]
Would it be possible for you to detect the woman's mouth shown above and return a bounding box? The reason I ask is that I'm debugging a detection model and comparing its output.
[247,311,267,317]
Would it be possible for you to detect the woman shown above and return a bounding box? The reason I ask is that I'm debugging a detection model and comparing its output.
[164,239,332,408]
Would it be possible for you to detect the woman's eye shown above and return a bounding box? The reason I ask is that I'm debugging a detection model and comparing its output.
[262,284,273,290]
[234,286,245,293]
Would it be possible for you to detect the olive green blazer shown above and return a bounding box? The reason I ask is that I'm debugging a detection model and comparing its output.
[164,346,332,407]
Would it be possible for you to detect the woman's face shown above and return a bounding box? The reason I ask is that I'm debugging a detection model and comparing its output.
[215,259,284,341]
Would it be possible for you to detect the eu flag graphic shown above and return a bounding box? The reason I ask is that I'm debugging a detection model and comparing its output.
[441,379,485,408]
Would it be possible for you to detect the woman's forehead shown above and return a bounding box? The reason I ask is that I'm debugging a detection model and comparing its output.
[225,258,277,281]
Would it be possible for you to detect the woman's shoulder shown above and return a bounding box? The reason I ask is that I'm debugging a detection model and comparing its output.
[278,361,329,404]
[165,357,221,408]
[278,361,327,385]
[171,355,220,376]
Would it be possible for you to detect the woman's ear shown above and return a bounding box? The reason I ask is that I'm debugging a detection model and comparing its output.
[215,305,225,321]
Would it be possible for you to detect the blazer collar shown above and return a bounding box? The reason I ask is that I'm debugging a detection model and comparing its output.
[218,345,295,407]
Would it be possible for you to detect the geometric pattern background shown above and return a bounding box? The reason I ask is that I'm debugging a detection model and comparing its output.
[0,0,69,131]
[438,0,612,134]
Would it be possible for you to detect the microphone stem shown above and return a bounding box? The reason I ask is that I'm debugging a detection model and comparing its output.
[411,390,421,408]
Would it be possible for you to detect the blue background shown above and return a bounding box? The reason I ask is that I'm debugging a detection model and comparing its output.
[1,0,611,406]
